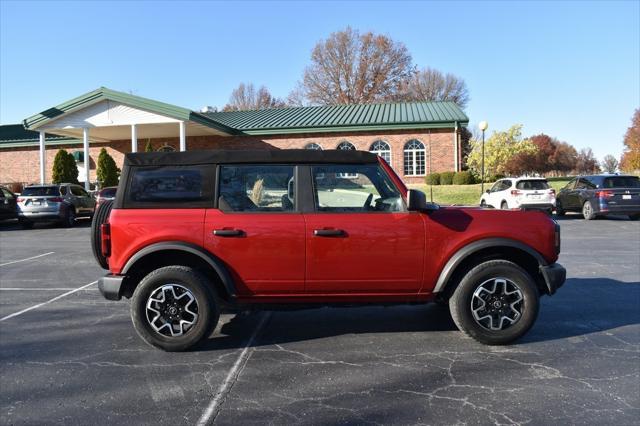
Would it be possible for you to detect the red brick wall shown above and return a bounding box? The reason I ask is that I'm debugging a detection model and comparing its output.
[0,128,457,185]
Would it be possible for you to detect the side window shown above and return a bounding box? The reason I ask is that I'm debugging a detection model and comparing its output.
[71,186,89,197]
[489,181,502,192]
[59,186,67,196]
[312,164,404,212]
[576,178,596,190]
[126,165,213,208]
[565,178,577,190]
[218,165,295,213]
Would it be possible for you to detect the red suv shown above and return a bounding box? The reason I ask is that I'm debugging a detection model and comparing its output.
[93,150,565,351]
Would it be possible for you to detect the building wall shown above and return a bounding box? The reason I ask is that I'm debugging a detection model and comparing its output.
[0,128,458,186]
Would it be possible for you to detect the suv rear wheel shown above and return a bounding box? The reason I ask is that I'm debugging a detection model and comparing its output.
[131,266,219,351]
[582,201,596,220]
[449,260,539,345]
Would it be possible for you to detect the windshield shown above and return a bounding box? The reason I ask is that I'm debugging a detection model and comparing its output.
[21,186,60,196]
[516,180,549,190]
[603,176,640,188]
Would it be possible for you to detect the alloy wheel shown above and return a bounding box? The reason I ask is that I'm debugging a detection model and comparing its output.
[470,278,523,331]
[145,284,199,337]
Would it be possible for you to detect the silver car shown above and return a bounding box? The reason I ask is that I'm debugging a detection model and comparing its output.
[17,184,96,229]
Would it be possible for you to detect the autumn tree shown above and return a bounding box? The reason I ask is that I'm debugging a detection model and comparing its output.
[549,141,578,175]
[299,27,414,105]
[466,125,537,180]
[620,109,640,172]
[574,148,600,174]
[600,155,619,173]
[396,67,469,108]
[223,83,287,111]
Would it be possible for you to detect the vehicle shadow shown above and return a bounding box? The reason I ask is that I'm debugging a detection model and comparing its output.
[554,213,634,221]
[198,277,639,351]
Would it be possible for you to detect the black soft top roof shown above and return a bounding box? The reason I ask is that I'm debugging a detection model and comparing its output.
[124,149,379,167]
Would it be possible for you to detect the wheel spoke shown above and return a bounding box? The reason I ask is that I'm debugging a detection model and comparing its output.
[471,277,524,331]
[145,284,199,337]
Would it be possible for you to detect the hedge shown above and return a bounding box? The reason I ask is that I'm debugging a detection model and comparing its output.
[453,171,475,185]
[425,172,440,185]
[440,171,455,185]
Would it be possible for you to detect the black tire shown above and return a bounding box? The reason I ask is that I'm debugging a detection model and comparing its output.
[555,200,565,217]
[19,219,33,229]
[629,214,640,221]
[131,266,219,352]
[62,206,76,228]
[501,201,508,210]
[480,200,487,208]
[449,260,539,345]
[582,200,596,220]
[91,200,113,269]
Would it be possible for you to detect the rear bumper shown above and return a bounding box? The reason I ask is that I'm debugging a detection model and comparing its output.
[540,263,566,295]
[519,203,554,211]
[18,210,64,222]
[596,204,640,216]
[98,274,123,301]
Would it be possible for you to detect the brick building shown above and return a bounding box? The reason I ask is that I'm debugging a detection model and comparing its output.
[0,87,468,188]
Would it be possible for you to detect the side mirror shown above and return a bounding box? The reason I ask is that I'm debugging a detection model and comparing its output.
[485,189,490,194]
[407,189,439,212]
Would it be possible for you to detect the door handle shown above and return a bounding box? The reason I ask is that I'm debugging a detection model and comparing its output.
[313,229,346,237]
[213,229,244,237]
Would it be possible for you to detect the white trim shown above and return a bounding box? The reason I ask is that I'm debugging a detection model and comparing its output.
[83,128,90,190]
[179,121,186,151]
[454,122,459,172]
[131,124,138,153]
[39,131,46,184]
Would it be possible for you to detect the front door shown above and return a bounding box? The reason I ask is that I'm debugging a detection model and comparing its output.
[303,163,426,294]
[204,164,305,295]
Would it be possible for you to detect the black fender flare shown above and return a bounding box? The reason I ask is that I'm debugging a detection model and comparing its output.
[122,241,236,298]
[433,238,547,293]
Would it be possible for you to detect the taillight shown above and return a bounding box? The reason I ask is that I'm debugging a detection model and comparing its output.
[549,189,556,196]
[17,197,24,203]
[101,223,111,257]
[510,190,522,196]
[48,197,63,202]
[596,190,613,199]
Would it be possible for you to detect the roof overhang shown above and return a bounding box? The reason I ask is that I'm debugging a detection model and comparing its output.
[241,120,468,136]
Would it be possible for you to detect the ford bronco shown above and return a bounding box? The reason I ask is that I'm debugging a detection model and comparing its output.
[93,149,565,351]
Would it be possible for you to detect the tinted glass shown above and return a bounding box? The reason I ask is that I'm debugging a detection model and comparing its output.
[576,178,596,189]
[219,165,295,212]
[312,164,403,212]
[129,167,206,203]
[71,186,89,196]
[603,176,640,188]
[516,180,549,190]
[22,187,60,196]
[100,187,117,198]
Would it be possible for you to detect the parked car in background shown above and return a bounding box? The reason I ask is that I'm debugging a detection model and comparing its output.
[0,186,18,220]
[95,186,117,209]
[480,177,555,213]
[17,183,96,228]
[556,174,640,220]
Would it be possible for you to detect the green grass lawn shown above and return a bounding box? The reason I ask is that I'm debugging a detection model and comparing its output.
[409,179,570,206]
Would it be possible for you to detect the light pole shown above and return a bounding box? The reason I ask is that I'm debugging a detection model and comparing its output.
[478,121,488,194]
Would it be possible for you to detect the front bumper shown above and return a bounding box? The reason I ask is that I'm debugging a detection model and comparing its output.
[98,274,124,301]
[540,263,566,295]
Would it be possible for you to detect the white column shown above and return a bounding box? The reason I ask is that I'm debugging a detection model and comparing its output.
[179,121,186,151]
[453,122,459,172]
[83,127,90,191]
[39,131,46,184]
[131,124,138,153]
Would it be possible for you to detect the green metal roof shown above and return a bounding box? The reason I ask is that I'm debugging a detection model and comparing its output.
[0,124,81,148]
[22,87,239,135]
[205,101,468,135]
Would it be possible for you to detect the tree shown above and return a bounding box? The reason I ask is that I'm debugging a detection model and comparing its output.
[549,141,577,175]
[466,125,537,180]
[396,67,470,108]
[620,109,640,172]
[144,139,153,152]
[299,27,413,105]
[601,155,619,173]
[96,148,120,187]
[51,149,79,184]
[574,148,600,174]
[223,83,286,111]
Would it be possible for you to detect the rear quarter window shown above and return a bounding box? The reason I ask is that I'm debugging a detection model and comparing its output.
[603,176,640,188]
[516,180,549,190]
[124,165,214,208]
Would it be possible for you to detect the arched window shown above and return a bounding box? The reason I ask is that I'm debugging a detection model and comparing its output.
[305,143,322,150]
[337,141,356,150]
[370,140,391,164]
[157,144,176,152]
[403,140,426,176]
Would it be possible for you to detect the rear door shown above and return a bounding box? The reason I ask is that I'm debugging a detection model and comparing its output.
[303,163,425,294]
[203,164,305,295]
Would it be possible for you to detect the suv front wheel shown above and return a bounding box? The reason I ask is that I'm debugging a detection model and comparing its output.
[449,260,539,345]
[131,266,219,351]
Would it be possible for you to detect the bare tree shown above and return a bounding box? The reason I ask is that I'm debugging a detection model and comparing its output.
[601,154,619,173]
[397,67,470,108]
[223,83,286,111]
[574,148,600,174]
[300,27,413,105]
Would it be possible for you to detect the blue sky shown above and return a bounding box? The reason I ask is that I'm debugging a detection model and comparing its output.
[1,0,638,160]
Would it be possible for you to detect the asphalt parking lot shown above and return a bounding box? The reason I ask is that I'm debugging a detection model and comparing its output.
[1,214,639,425]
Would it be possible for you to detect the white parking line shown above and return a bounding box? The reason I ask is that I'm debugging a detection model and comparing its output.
[0,281,97,322]
[0,252,55,267]
[196,312,271,426]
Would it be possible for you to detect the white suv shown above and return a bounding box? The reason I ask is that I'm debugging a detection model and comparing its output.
[480,177,555,212]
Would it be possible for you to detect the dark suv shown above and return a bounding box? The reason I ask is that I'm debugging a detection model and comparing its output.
[556,174,640,220]
[93,150,565,351]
